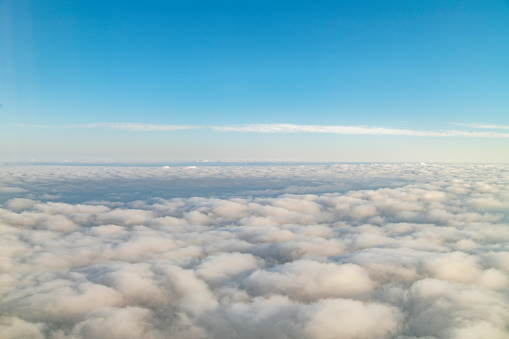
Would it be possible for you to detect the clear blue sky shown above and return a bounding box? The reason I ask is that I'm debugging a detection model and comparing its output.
[1,0,509,162]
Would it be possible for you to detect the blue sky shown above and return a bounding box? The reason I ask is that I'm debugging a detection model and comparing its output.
[1,0,509,162]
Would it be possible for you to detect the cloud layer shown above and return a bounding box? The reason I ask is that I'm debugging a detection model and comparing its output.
[17,122,509,138]
[1,164,508,338]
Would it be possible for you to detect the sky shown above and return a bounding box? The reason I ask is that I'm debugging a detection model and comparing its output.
[1,0,509,162]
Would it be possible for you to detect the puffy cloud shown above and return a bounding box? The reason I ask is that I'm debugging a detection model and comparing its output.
[245,261,374,301]
[71,307,161,339]
[5,198,36,211]
[196,253,261,286]
[0,163,508,338]
[405,279,509,338]
[304,298,402,339]
[422,252,482,283]
[0,316,46,339]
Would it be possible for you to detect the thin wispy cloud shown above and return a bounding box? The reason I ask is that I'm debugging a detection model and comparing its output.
[17,123,509,138]
[451,123,509,130]
[213,123,509,138]
[94,123,201,131]
[17,123,200,131]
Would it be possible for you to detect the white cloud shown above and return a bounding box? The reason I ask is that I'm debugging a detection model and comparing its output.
[16,122,509,137]
[213,123,509,138]
[304,298,402,339]
[71,307,160,339]
[244,261,374,301]
[452,123,509,130]
[0,164,508,338]
[0,316,46,339]
[17,123,201,131]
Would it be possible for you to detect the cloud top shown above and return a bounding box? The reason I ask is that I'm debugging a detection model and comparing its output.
[1,164,508,338]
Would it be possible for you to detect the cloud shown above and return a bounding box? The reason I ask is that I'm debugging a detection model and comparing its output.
[0,316,46,339]
[71,307,160,339]
[303,298,402,339]
[452,123,509,130]
[16,122,509,137]
[244,261,374,301]
[213,123,509,138]
[1,164,509,338]
[17,123,201,131]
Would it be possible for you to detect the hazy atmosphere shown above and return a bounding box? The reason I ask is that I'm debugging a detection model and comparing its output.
[1,0,509,338]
